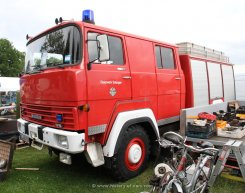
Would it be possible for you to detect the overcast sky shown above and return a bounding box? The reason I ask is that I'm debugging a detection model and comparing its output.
[0,0,245,65]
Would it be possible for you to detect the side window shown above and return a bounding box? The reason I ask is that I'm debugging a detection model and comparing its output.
[155,46,162,68]
[108,36,124,64]
[87,32,124,65]
[155,46,175,69]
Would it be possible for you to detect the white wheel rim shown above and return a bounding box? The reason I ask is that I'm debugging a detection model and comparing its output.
[128,144,142,164]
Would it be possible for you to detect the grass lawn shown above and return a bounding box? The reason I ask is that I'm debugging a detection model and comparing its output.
[1,147,244,193]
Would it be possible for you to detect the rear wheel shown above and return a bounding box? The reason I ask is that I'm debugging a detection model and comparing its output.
[110,125,150,181]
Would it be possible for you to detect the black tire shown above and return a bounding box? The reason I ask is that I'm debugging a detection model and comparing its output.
[110,124,150,181]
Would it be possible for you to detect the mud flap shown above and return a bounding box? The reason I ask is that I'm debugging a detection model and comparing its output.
[85,142,105,167]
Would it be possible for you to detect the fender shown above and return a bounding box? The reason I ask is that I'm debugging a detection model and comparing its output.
[164,181,183,193]
[173,182,183,193]
[103,108,159,157]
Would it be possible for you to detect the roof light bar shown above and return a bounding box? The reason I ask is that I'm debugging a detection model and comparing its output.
[82,10,95,24]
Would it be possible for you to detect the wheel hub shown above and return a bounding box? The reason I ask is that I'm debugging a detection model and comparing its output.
[128,144,142,164]
[125,137,146,171]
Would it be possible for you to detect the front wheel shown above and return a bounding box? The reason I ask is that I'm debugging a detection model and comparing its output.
[190,157,213,193]
[110,125,150,181]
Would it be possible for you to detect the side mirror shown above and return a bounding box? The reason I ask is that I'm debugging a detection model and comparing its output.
[97,34,110,62]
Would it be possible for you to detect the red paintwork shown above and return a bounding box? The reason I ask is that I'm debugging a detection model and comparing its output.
[155,43,182,119]
[179,55,194,108]
[101,99,157,144]
[84,28,132,132]
[177,156,187,172]
[21,103,79,130]
[21,68,87,104]
[20,21,234,147]
[124,137,146,171]
[20,67,88,131]
[125,36,157,99]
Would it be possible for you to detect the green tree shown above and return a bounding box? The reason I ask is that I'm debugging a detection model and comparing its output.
[0,38,25,77]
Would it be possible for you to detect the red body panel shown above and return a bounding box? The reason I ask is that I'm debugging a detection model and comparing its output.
[125,36,158,121]
[179,55,194,108]
[21,68,87,104]
[102,99,156,144]
[21,21,234,146]
[20,67,88,131]
[84,27,132,140]
[21,21,184,144]
[125,36,157,99]
[21,20,233,146]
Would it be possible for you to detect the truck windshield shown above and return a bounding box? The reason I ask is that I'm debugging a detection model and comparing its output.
[25,26,82,73]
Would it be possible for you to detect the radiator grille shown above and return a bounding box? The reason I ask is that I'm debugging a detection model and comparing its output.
[21,103,77,130]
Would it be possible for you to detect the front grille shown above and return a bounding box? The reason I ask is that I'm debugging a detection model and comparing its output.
[21,103,77,130]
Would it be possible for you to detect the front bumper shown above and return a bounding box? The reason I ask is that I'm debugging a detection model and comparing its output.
[17,118,85,153]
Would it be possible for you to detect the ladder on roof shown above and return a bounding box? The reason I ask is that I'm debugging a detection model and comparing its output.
[177,42,230,63]
[209,140,245,186]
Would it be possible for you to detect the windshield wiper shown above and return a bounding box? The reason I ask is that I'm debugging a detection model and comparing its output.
[24,65,44,74]
[25,71,40,74]
[47,63,65,69]
[24,63,65,74]
[33,64,44,71]
[25,69,43,74]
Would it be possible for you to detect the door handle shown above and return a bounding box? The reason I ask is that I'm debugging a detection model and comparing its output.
[117,67,126,71]
[122,76,132,79]
[175,77,181,80]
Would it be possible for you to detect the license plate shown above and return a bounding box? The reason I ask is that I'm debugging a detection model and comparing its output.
[31,114,42,120]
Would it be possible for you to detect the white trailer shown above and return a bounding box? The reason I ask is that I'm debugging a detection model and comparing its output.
[0,77,19,92]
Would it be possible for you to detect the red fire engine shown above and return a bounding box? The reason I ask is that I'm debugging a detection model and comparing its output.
[17,10,235,180]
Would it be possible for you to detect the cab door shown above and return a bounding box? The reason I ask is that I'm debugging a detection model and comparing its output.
[85,28,131,135]
[154,45,181,123]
